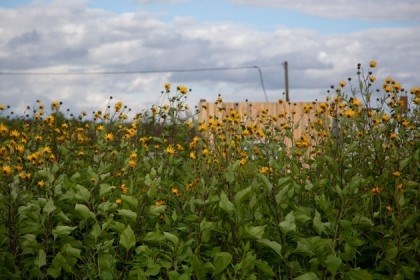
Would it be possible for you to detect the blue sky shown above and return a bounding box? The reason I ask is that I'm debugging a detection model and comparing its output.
[0,0,419,114]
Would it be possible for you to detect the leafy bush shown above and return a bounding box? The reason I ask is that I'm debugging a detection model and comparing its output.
[0,62,419,279]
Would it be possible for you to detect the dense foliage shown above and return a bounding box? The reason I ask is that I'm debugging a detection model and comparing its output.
[0,62,419,279]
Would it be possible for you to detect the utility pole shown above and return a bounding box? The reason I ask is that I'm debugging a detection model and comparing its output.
[283,61,290,102]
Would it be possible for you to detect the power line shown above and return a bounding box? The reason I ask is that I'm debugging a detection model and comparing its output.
[0,63,282,76]
[0,63,281,101]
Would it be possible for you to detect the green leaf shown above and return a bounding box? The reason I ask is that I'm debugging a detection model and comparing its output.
[99,183,116,197]
[90,223,102,241]
[234,186,252,205]
[294,272,320,280]
[243,225,266,239]
[219,191,235,215]
[52,226,77,238]
[399,157,410,171]
[224,161,239,183]
[143,231,165,242]
[163,232,179,247]
[386,246,398,260]
[34,249,46,268]
[398,194,405,207]
[121,195,139,210]
[213,252,232,275]
[44,198,56,215]
[149,205,166,216]
[118,209,137,222]
[75,184,91,202]
[351,215,374,227]
[276,185,290,204]
[120,225,136,251]
[280,211,296,235]
[168,270,179,280]
[257,239,282,258]
[325,255,342,276]
[254,259,275,276]
[258,173,273,192]
[313,210,330,235]
[346,268,372,280]
[63,243,81,259]
[75,204,95,220]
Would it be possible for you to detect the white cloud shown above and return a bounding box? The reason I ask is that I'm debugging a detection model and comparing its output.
[231,0,420,21]
[0,1,419,117]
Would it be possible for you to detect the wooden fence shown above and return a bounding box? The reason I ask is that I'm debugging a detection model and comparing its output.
[197,99,331,141]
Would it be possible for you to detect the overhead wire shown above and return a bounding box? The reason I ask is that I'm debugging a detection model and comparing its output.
[0,63,283,101]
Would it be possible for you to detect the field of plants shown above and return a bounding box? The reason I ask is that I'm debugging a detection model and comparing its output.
[0,62,419,279]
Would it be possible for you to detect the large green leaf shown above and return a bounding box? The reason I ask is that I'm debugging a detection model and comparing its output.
[118,209,137,222]
[257,239,283,258]
[345,268,372,280]
[325,255,342,276]
[280,211,296,235]
[75,204,95,220]
[52,226,77,239]
[99,183,116,197]
[121,194,139,210]
[219,191,235,215]
[234,186,252,205]
[213,252,232,275]
[75,184,91,202]
[120,225,136,251]
[43,198,56,215]
[243,225,266,239]
[34,249,46,268]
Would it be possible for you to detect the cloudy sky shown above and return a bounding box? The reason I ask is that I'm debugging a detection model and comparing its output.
[0,0,419,116]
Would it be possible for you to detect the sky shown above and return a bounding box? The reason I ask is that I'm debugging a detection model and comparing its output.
[0,0,419,117]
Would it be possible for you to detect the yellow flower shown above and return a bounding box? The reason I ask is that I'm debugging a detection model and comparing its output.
[114,101,123,112]
[351,98,362,107]
[189,151,196,160]
[339,80,346,88]
[128,159,137,168]
[384,84,393,93]
[97,124,104,131]
[381,114,391,123]
[171,187,180,196]
[164,82,171,92]
[104,133,114,142]
[0,123,8,135]
[45,115,55,125]
[2,165,12,176]
[239,157,247,166]
[402,119,410,128]
[198,122,207,132]
[38,180,46,188]
[369,60,377,68]
[116,198,122,205]
[178,85,189,95]
[259,166,271,174]
[369,75,376,83]
[10,130,20,138]
[176,144,184,151]
[155,199,165,206]
[165,145,175,156]
[370,186,381,195]
[392,171,401,177]
[343,109,356,118]
[121,184,128,194]
[51,101,61,111]
[389,133,398,140]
